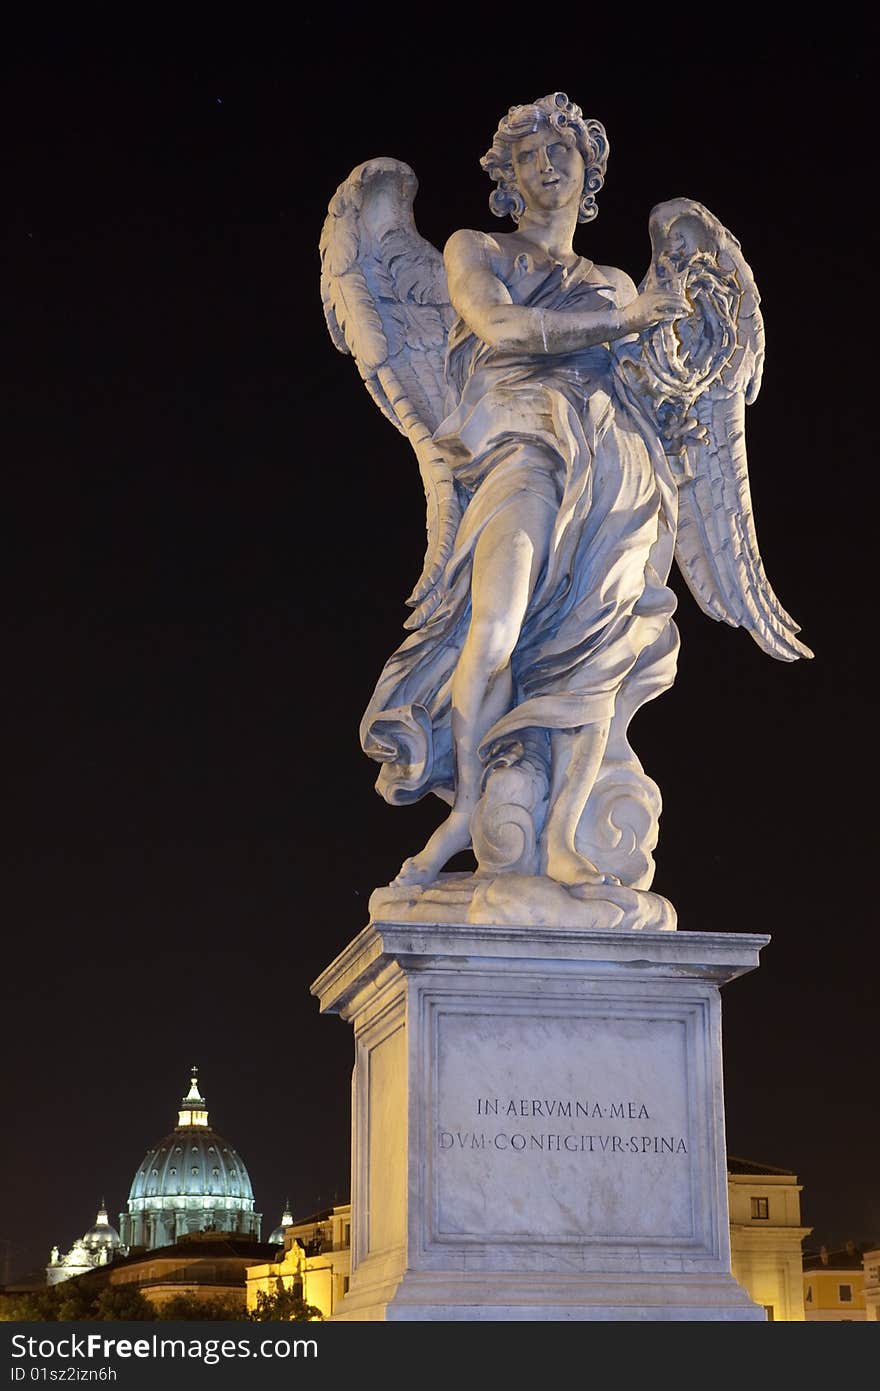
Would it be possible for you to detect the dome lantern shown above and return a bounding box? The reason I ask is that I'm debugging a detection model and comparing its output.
[177,1066,209,1128]
[82,1199,121,1251]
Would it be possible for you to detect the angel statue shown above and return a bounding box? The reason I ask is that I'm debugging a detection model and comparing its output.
[320,92,811,931]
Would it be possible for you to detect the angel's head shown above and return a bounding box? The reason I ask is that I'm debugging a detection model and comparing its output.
[481,93,609,225]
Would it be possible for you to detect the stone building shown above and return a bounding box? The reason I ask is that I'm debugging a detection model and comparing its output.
[98,1231,278,1312]
[119,1068,261,1249]
[803,1242,871,1320]
[246,1204,352,1319]
[727,1156,812,1321]
[46,1202,123,1286]
[861,1247,880,1322]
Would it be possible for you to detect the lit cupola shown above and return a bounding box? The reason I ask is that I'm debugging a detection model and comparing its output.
[82,1199,122,1253]
[120,1067,262,1251]
[47,1199,123,1285]
[177,1067,209,1127]
[268,1200,294,1246]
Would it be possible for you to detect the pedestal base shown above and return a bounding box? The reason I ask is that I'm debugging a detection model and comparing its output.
[333,1273,760,1322]
[311,918,768,1322]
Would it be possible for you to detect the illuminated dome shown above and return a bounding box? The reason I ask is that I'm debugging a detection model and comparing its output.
[119,1068,262,1251]
[268,1200,293,1246]
[47,1201,123,1286]
[82,1201,121,1252]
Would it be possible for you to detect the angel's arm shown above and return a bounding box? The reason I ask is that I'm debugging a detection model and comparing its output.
[444,231,687,354]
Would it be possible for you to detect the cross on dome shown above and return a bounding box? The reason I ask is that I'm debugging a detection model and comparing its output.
[177,1065,209,1127]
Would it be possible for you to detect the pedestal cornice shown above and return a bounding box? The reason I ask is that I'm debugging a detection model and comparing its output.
[311,922,770,1019]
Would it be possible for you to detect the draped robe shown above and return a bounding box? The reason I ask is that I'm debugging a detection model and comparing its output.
[360,249,680,880]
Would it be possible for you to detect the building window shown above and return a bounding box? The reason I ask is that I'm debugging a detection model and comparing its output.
[763,1305,775,1321]
[839,1284,852,1302]
[343,1276,350,1294]
[343,1223,351,1247]
[750,1197,769,1220]
[805,1284,812,1303]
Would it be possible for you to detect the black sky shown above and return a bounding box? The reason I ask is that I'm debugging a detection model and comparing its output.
[2,26,876,1282]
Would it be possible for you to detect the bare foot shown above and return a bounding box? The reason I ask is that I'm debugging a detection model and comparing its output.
[392,809,473,887]
[544,844,621,888]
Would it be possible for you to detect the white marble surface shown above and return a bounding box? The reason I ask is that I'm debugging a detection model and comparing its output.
[321,92,811,911]
[434,1010,692,1242]
[312,919,768,1320]
[369,870,676,931]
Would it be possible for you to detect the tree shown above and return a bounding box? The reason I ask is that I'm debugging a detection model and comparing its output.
[89,1286,155,1320]
[157,1292,244,1320]
[0,1280,153,1321]
[248,1288,323,1321]
[0,1290,58,1321]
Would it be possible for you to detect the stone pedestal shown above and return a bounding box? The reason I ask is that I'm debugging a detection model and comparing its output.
[311,916,768,1321]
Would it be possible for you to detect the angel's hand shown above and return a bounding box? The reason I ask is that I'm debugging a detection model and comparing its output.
[665,415,709,453]
[620,288,690,334]
[654,399,708,457]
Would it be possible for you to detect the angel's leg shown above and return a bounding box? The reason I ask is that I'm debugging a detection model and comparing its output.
[394,480,554,886]
[542,724,616,885]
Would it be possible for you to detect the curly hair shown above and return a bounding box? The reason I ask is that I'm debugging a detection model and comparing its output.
[480,92,609,225]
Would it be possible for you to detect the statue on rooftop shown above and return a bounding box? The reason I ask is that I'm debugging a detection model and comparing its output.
[319,92,811,930]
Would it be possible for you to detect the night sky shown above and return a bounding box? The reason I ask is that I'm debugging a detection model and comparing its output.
[2,28,875,1285]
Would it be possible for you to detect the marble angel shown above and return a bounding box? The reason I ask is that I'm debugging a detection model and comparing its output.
[319,93,811,930]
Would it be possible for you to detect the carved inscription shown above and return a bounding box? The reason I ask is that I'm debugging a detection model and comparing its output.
[477,1098,651,1119]
[437,1096,688,1156]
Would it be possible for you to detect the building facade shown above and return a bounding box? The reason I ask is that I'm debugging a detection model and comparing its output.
[246,1205,351,1319]
[727,1157,812,1321]
[862,1247,880,1322]
[803,1243,869,1321]
[100,1231,278,1312]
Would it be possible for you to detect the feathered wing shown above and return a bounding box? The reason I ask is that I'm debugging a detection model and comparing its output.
[319,158,459,629]
[633,197,811,661]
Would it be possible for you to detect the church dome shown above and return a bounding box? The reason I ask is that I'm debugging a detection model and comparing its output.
[47,1201,123,1286]
[82,1202,121,1251]
[268,1200,294,1246]
[127,1129,255,1205]
[120,1068,261,1251]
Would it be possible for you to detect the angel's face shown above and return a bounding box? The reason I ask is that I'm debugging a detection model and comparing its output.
[511,128,584,214]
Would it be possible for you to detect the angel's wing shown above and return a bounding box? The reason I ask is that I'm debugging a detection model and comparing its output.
[636,198,811,662]
[319,158,459,629]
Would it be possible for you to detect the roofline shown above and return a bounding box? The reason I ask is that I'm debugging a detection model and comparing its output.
[111,1238,278,1266]
[726,1155,797,1176]
[288,1203,351,1226]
